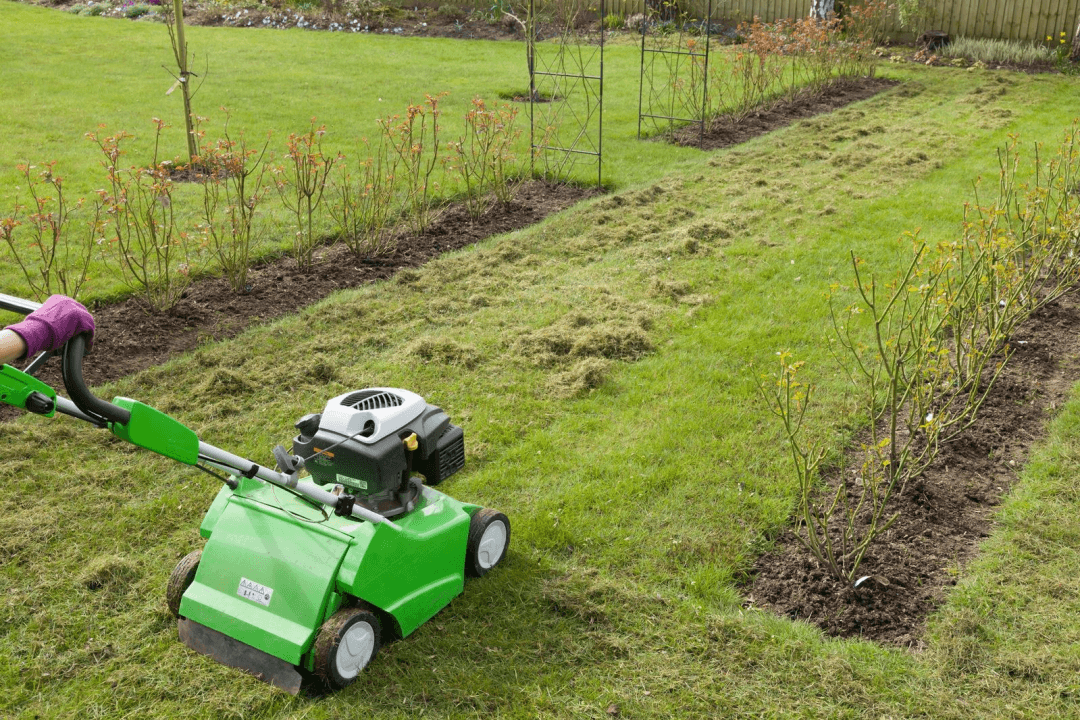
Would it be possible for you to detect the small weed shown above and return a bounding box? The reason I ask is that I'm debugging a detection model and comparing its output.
[123,3,151,18]
[602,12,624,30]
[435,4,466,21]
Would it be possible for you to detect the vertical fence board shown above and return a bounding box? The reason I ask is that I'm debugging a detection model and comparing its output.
[648,0,1080,42]
[954,0,969,38]
[1043,0,1059,41]
[984,0,997,38]
[1033,0,1050,42]
[1021,0,1037,42]
[1039,0,1057,40]
[982,0,994,37]
[979,0,994,40]
[959,0,976,39]
[1047,0,1072,40]
[1054,0,1070,38]
[942,0,959,39]
[1030,0,1044,41]
[1011,0,1030,42]
[994,0,1010,39]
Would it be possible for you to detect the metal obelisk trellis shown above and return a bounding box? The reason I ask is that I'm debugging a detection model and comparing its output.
[637,0,713,147]
[528,0,604,188]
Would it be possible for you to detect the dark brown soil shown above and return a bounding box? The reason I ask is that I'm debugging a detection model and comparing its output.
[670,77,899,150]
[747,292,1080,647]
[2,181,595,415]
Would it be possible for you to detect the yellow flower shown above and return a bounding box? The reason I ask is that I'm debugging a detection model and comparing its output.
[1048,35,1053,41]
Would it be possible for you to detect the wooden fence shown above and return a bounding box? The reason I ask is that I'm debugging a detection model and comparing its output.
[594,0,1080,43]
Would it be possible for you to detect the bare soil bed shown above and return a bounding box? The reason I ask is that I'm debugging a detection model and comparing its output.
[748,292,1080,646]
[2,181,595,413]
[5,76,899,402]
[670,77,898,150]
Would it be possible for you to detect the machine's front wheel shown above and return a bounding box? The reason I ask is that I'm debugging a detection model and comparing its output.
[466,509,510,578]
[314,606,381,690]
[166,550,202,618]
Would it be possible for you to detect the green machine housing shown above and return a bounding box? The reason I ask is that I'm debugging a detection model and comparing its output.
[174,387,483,692]
[181,475,479,671]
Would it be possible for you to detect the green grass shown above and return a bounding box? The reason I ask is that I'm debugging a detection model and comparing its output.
[5,4,1080,718]
[0,0,710,303]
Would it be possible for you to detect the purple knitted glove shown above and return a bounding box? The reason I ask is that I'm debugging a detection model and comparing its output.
[6,295,95,360]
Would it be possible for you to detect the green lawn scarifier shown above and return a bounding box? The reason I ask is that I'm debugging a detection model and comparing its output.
[0,292,510,695]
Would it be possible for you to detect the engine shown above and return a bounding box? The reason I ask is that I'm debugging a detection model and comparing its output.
[291,388,465,517]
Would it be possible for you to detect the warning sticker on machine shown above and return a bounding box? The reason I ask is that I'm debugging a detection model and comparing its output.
[237,577,274,607]
[337,473,367,490]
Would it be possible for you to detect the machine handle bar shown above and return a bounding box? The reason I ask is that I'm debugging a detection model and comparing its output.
[62,334,131,425]
[0,293,42,316]
[11,294,400,528]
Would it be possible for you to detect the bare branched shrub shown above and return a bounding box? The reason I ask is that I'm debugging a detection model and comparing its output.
[196,115,271,292]
[329,134,400,257]
[274,120,336,272]
[761,122,1080,583]
[446,97,521,219]
[708,3,888,123]
[380,95,444,235]
[1,161,98,301]
[90,120,204,312]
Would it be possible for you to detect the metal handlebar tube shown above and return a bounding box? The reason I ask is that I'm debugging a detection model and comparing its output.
[197,441,402,530]
[53,396,108,427]
[61,334,131,426]
[24,350,53,376]
[0,293,42,316]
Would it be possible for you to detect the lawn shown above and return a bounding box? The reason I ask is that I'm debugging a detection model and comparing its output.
[0,0,709,303]
[3,2,1080,718]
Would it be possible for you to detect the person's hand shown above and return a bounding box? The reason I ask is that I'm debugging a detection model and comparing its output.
[4,295,95,360]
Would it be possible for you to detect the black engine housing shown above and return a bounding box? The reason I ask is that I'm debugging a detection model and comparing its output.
[291,389,465,516]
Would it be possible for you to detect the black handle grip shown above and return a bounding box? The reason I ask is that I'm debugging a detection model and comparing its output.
[62,334,131,425]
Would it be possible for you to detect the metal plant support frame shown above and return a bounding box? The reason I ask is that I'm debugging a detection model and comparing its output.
[528,0,604,188]
[637,0,714,148]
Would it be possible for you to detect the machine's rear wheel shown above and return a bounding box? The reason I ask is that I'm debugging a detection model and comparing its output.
[465,509,510,578]
[166,550,202,618]
[314,606,381,690]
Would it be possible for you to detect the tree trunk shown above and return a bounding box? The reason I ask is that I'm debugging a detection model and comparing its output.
[1071,17,1080,62]
[170,0,197,165]
[809,0,835,20]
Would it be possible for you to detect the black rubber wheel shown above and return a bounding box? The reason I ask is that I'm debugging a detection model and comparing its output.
[313,606,381,690]
[166,550,201,618]
[465,508,510,578]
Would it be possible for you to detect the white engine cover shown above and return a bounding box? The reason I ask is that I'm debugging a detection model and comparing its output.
[319,388,427,444]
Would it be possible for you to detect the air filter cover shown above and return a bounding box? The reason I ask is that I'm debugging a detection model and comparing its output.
[319,388,426,443]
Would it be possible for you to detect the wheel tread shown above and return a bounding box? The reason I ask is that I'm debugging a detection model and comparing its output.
[166,550,202,619]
